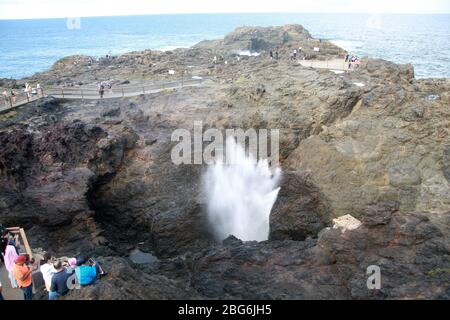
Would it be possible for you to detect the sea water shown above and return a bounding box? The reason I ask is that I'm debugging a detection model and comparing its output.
[0,13,449,79]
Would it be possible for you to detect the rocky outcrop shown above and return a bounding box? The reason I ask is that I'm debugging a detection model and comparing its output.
[0,24,448,300]
[63,256,202,300]
[0,99,138,255]
[195,24,345,60]
[270,171,333,241]
[155,202,448,300]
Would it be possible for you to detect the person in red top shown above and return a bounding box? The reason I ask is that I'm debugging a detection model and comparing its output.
[13,255,35,300]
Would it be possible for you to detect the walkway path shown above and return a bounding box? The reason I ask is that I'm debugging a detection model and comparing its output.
[298,58,352,71]
[1,265,23,300]
[0,77,205,114]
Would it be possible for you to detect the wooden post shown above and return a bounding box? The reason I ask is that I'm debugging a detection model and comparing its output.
[19,228,33,260]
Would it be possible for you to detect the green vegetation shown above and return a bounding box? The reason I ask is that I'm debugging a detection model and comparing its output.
[235,75,247,85]
[427,268,450,277]
[0,110,17,121]
[160,88,175,94]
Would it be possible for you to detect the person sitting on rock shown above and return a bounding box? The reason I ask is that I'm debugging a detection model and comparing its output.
[49,260,72,300]
[68,257,77,270]
[75,256,99,286]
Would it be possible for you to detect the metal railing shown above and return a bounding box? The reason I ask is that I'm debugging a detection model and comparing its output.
[0,77,205,114]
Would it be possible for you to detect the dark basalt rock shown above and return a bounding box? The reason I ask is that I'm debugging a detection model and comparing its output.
[270,171,333,241]
[0,24,448,300]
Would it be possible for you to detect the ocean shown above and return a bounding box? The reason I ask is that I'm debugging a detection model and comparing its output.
[0,13,449,79]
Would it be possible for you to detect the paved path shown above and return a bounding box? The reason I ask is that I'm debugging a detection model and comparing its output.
[0,59,352,115]
[298,58,352,71]
[1,265,23,300]
[0,78,205,114]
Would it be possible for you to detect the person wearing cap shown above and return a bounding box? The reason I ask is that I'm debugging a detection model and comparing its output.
[13,255,35,300]
[40,252,56,292]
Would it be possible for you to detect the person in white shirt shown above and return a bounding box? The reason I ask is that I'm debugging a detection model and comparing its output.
[40,252,56,292]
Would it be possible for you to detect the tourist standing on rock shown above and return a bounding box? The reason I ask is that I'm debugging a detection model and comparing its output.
[13,255,36,300]
[345,54,349,62]
[98,83,105,99]
[49,260,72,300]
[2,241,19,288]
[275,50,279,60]
[269,51,273,60]
[40,252,56,293]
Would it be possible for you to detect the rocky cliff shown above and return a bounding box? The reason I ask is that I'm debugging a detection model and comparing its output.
[0,25,448,299]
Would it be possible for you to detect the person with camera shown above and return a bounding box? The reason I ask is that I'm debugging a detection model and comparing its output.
[74,256,102,286]
[12,255,37,300]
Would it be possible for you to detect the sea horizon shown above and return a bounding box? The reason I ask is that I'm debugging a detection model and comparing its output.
[1,13,449,79]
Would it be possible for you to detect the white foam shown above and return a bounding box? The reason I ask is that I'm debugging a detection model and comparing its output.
[353,82,365,87]
[330,40,364,52]
[203,138,281,242]
[236,50,261,57]
[156,46,182,52]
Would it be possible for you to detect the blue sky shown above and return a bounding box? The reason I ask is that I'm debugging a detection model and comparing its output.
[0,0,449,19]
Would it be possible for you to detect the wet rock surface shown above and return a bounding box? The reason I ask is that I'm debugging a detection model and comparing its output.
[0,25,449,299]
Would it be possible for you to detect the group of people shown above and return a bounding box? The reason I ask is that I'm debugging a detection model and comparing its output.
[345,54,361,69]
[97,81,112,98]
[40,253,106,300]
[269,49,279,60]
[269,46,305,61]
[2,82,43,107]
[1,226,106,300]
[2,88,16,106]
[24,82,43,100]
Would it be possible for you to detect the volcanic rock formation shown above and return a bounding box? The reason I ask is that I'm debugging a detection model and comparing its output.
[0,25,448,299]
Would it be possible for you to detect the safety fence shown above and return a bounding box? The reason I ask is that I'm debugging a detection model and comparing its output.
[0,77,205,114]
